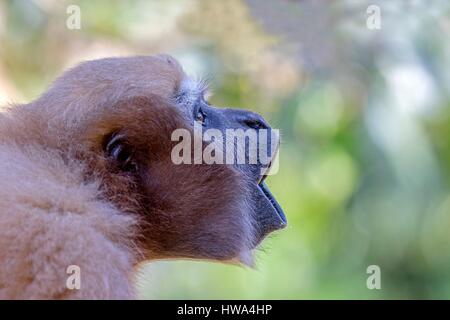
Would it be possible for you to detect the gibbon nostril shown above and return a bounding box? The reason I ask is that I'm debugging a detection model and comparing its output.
[228,109,271,130]
[244,118,268,130]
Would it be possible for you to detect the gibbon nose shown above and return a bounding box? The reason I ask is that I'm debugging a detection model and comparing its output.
[232,110,270,130]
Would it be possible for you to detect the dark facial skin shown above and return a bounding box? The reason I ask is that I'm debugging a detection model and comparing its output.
[185,97,287,246]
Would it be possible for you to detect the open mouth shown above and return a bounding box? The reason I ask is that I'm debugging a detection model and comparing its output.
[258,175,287,226]
[251,161,287,246]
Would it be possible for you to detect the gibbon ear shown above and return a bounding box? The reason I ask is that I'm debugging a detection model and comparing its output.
[104,132,135,171]
[104,132,126,153]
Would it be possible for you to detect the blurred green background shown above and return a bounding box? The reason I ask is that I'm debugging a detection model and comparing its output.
[1,0,450,299]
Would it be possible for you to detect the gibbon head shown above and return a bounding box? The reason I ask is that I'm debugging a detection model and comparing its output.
[25,54,286,265]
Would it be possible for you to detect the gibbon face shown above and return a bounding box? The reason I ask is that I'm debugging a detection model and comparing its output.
[23,55,286,264]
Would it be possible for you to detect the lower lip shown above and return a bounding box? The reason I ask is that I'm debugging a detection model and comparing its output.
[258,181,287,228]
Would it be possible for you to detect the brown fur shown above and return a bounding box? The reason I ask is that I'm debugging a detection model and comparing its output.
[0,55,254,299]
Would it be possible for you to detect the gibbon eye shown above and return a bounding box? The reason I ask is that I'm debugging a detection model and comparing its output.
[195,106,206,125]
[105,133,134,170]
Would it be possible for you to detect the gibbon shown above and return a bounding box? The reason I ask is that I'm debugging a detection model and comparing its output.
[0,55,286,299]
